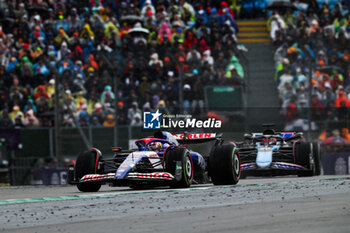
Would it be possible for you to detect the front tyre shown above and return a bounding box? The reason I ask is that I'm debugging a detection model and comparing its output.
[209,144,240,185]
[165,148,193,188]
[312,142,321,176]
[75,150,102,192]
[295,142,314,177]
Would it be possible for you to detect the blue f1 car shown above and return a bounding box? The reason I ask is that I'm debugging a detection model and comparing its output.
[68,131,241,192]
[237,124,321,177]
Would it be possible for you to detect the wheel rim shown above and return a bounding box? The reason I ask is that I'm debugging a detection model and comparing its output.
[233,153,240,176]
[185,156,192,179]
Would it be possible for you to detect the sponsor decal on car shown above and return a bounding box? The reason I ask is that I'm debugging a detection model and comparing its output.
[80,173,115,182]
[172,133,216,140]
[273,162,306,170]
[128,172,174,180]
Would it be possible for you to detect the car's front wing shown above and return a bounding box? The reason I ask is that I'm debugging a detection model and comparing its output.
[79,172,175,183]
[241,162,307,171]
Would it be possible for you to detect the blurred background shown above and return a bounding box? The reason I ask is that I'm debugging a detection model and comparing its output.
[0,0,349,185]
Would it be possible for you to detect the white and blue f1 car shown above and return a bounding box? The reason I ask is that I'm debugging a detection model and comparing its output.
[68,131,241,192]
[237,124,321,177]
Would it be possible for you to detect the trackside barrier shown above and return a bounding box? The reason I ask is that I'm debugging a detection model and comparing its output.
[321,153,350,175]
[3,125,350,184]
[9,157,39,185]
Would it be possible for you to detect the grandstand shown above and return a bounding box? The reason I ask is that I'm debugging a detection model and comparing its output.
[0,0,349,159]
[268,0,350,133]
[0,0,247,129]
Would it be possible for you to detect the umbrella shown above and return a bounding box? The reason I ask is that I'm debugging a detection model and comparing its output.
[318,66,345,75]
[267,0,297,11]
[0,18,18,33]
[120,15,143,23]
[128,27,149,34]
[128,22,149,34]
[27,6,50,19]
[0,17,15,24]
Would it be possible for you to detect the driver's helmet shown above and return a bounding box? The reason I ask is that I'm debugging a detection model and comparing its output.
[268,137,277,144]
[147,141,163,151]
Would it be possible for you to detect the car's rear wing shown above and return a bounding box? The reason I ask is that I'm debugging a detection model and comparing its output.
[173,133,222,144]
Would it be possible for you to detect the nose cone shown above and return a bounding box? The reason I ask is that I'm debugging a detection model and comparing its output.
[116,152,143,178]
[256,147,273,169]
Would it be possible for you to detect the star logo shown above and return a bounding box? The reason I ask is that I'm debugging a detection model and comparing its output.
[143,110,161,129]
[150,110,162,122]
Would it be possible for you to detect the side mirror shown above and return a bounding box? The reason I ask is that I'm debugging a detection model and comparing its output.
[285,132,303,142]
[112,147,122,152]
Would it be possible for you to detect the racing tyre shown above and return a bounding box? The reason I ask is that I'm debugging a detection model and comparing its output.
[75,150,102,192]
[165,148,193,188]
[209,144,240,185]
[295,142,314,177]
[312,142,321,176]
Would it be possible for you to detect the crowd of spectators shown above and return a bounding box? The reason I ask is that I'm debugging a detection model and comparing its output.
[0,0,244,129]
[270,1,350,127]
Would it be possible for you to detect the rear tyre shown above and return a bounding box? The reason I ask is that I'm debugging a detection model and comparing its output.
[295,142,314,177]
[165,148,193,188]
[75,151,102,192]
[209,144,240,185]
[312,142,321,176]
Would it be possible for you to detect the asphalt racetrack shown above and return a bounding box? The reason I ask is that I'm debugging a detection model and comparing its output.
[1,175,349,233]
